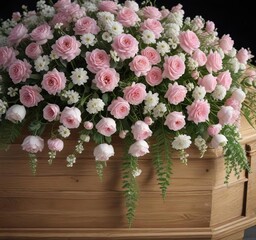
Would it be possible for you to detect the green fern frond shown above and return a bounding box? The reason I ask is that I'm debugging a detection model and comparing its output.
[151,127,172,199]
[0,120,23,150]
[222,125,250,184]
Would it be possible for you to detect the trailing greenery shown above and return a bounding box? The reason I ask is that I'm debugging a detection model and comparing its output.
[122,136,139,227]
[151,127,172,199]
[0,120,23,150]
[222,125,250,184]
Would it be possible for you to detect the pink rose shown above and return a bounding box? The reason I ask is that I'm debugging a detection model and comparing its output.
[54,0,71,11]
[206,51,223,73]
[236,48,250,64]
[161,9,170,19]
[124,1,139,12]
[5,104,26,123]
[140,19,163,39]
[205,21,215,33]
[123,82,147,105]
[74,16,100,35]
[129,55,151,77]
[187,100,210,124]
[12,12,21,21]
[145,66,163,86]
[192,49,207,66]
[85,49,110,73]
[98,1,118,13]
[117,7,139,27]
[112,34,139,60]
[142,6,161,20]
[144,116,153,125]
[94,144,114,161]
[217,70,232,90]
[25,42,42,60]
[30,23,53,45]
[93,68,120,93]
[47,138,64,152]
[8,23,28,46]
[19,85,43,108]
[164,82,187,105]
[107,97,130,119]
[50,12,70,28]
[219,34,234,54]
[179,30,200,55]
[42,68,66,95]
[63,2,85,20]
[225,97,241,111]
[164,111,185,131]
[60,107,82,129]
[191,70,199,80]
[0,46,16,68]
[231,88,246,103]
[84,121,94,130]
[217,106,236,125]
[207,124,222,137]
[21,135,44,153]
[163,55,185,81]
[9,60,32,84]
[141,47,161,65]
[128,140,149,157]
[95,117,117,137]
[52,35,81,62]
[131,120,152,141]
[198,74,217,93]
[43,104,60,122]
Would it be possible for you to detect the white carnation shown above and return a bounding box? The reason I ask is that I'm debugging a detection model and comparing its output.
[102,32,112,43]
[144,91,159,109]
[153,103,167,118]
[172,134,192,150]
[157,41,170,56]
[105,21,124,36]
[212,85,227,100]
[86,98,105,114]
[71,68,89,85]
[192,86,206,100]
[58,125,71,138]
[142,30,156,44]
[34,55,50,72]
[81,33,97,47]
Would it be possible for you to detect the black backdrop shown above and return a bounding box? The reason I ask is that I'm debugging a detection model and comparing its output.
[1,0,255,60]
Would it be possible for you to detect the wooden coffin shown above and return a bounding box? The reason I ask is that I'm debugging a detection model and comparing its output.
[0,118,256,239]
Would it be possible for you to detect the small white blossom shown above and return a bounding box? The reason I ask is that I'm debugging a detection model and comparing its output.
[172,134,192,150]
[156,41,170,56]
[142,30,156,44]
[7,87,19,97]
[132,168,142,178]
[97,12,115,27]
[63,90,80,105]
[212,85,227,100]
[177,52,186,61]
[50,51,59,60]
[71,68,89,85]
[54,23,63,29]
[187,57,198,70]
[66,154,76,167]
[102,32,112,42]
[80,134,90,142]
[153,103,167,118]
[41,5,55,18]
[82,2,98,12]
[227,48,237,58]
[110,50,120,62]
[194,136,207,157]
[58,125,71,138]
[168,11,184,27]
[192,86,206,100]
[144,91,159,109]
[34,55,50,72]
[81,33,97,47]
[105,21,124,36]
[228,58,240,73]
[86,98,105,114]
[186,83,194,91]
[0,99,8,115]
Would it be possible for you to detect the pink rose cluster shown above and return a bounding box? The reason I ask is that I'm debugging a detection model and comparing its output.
[0,0,254,167]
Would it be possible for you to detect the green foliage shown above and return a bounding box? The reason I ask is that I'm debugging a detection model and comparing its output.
[151,127,172,199]
[222,125,250,184]
[0,120,23,150]
[122,136,139,227]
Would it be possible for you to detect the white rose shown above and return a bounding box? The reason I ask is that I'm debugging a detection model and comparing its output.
[5,104,26,123]
[210,134,228,148]
[93,143,114,161]
[172,134,192,150]
[21,135,44,153]
[128,140,149,157]
[231,88,246,103]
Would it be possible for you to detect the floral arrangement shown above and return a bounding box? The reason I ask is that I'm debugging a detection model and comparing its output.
[1,0,256,225]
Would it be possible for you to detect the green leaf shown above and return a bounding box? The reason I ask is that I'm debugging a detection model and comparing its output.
[102,93,109,104]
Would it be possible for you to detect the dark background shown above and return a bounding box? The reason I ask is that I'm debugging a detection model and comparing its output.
[1,0,256,61]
